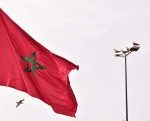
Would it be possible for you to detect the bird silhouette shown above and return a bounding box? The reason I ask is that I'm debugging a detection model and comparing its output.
[16,99,24,108]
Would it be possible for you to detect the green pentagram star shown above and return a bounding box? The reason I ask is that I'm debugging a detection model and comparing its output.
[21,51,46,73]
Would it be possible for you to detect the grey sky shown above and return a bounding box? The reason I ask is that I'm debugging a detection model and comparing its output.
[0,0,150,121]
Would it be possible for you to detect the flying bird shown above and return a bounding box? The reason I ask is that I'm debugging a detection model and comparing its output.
[16,99,24,108]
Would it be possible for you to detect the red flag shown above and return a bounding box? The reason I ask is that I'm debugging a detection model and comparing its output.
[0,8,79,117]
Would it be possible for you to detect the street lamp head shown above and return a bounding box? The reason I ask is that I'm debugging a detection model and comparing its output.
[130,46,140,51]
[114,42,140,57]
[115,53,125,57]
[130,42,140,52]
[113,49,121,53]
[133,42,140,46]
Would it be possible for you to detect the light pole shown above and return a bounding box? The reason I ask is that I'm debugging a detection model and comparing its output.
[114,42,140,121]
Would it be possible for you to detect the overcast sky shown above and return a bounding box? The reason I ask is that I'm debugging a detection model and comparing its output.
[0,0,150,121]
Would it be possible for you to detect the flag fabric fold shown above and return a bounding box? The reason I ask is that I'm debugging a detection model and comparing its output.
[0,8,79,117]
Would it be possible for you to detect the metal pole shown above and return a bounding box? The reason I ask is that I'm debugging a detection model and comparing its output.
[125,56,128,121]
[114,42,140,121]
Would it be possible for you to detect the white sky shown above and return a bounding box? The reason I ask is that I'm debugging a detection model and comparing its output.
[0,0,150,121]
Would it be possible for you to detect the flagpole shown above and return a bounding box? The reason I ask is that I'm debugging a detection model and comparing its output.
[113,42,140,121]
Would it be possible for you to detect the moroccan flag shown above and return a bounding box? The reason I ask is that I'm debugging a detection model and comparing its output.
[0,8,79,117]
